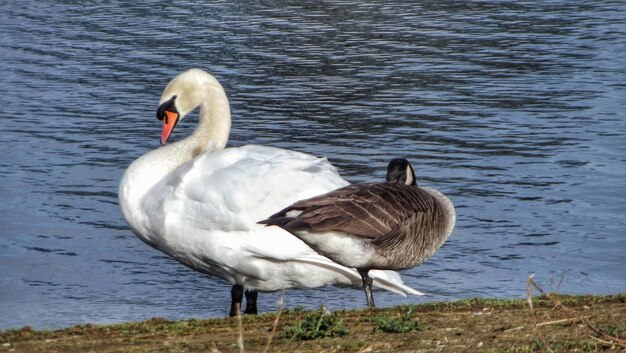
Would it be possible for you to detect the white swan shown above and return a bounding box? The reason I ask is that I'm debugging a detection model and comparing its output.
[118,68,422,316]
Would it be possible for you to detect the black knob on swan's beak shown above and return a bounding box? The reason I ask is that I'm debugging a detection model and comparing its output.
[157,95,178,121]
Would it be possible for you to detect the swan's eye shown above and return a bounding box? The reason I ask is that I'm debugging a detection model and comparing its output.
[157,95,178,121]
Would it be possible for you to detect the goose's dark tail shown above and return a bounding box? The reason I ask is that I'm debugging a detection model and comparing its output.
[257,216,294,227]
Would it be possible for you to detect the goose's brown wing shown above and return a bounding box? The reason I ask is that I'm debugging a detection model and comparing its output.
[262,183,437,239]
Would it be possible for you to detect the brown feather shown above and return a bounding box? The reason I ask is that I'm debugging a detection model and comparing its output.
[268,183,438,239]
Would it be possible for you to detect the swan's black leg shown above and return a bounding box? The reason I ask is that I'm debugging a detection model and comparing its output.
[229,284,244,316]
[358,269,375,307]
[244,290,258,315]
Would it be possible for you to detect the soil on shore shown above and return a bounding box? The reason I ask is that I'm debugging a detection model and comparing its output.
[1,294,624,353]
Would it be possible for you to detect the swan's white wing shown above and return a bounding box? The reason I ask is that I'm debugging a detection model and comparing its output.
[175,145,348,229]
[143,146,347,286]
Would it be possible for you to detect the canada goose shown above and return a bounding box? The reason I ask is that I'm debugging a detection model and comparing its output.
[259,158,455,307]
[119,69,422,316]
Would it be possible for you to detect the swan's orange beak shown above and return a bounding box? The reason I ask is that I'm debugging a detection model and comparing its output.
[160,110,179,145]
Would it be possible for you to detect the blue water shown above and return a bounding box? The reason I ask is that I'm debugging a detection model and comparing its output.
[1,1,624,329]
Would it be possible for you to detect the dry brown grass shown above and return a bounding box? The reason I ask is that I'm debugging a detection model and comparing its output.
[1,289,624,353]
[526,274,626,350]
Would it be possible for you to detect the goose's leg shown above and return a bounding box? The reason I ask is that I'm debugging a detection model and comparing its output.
[229,284,244,316]
[244,290,258,315]
[357,269,375,307]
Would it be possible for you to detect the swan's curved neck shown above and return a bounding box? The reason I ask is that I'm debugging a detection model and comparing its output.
[186,85,231,156]
[119,77,232,228]
[174,82,232,160]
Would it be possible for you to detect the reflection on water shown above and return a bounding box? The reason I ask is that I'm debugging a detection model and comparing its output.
[1,1,625,329]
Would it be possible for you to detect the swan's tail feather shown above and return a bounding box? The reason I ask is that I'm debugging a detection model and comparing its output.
[294,256,423,296]
[369,270,424,296]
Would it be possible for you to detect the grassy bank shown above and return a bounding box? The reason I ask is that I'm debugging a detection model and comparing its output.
[1,294,624,353]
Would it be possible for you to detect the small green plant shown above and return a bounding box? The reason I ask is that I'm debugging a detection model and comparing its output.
[601,324,626,338]
[373,309,421,333]
[282,306,348,340]
[531,339,543,351]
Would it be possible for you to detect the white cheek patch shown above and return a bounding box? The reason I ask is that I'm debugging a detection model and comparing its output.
[405,164,414,186]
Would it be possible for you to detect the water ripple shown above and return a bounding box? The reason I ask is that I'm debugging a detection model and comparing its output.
[1,0,625,329]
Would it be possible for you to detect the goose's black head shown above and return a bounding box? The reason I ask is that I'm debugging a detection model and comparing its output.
[386,158,416,186]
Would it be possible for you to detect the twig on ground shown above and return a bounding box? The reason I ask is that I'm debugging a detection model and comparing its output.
[589,334,618,346]
[526,274,536,317]
[504,317,586,333]
[355,343,374,352]
[236,312,244,353]
[263,289,285,353]
[503,325,524,333]
[210,341,222,353]
[582,317,626,347]
[535,317,584,327]
[526,275,626,349]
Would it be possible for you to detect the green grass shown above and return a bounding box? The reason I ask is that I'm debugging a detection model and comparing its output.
[373,308,422,333]
[600,324,626,338]
[282,306,349,340]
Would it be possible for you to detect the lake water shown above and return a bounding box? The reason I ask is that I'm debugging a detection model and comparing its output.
[1,1,624,330]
